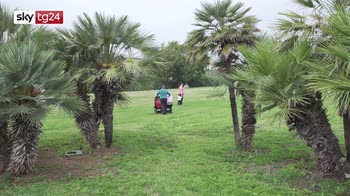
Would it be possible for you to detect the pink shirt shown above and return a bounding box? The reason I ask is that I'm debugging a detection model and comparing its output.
[178,84,184,96]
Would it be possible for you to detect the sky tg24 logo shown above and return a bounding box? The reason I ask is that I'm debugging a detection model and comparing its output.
[14,11,63,24]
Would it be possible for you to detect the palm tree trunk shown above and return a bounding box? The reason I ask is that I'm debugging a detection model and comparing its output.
[102,96,114,148]
[7,116,41,175]
[228,86,241,148]
[287,93,345,180]
[75,104,101,148]
[342,112,350,161]
[75,81,100,148]
[241,93,256,151]
[93,78,104,127]
[0,121,9,174]
[93,79,117,148]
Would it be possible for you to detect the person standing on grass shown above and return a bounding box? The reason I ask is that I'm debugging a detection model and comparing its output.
[178,83,184,105]
[157,85,170,114]
[177,94,182,105]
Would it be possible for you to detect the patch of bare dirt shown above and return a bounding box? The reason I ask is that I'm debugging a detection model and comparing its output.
[1,147,120,185]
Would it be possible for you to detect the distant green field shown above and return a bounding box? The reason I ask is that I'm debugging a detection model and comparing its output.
[1,87,349,195]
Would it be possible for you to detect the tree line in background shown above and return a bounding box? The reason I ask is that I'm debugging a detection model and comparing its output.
[129,41,212,90]
[0,0,350,182]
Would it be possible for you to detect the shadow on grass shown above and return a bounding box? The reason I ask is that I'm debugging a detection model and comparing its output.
[116,131,178,155]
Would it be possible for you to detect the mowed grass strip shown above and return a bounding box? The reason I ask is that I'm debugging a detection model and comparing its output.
[1,87,350,195]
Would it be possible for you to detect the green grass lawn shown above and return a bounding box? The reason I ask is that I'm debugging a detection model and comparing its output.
[1,87,350,195]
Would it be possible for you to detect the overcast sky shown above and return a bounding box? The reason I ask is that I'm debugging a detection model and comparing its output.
[3,0,304,45]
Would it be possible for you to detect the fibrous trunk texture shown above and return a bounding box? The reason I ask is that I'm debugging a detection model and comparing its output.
[75,81,100,148]
[7,116,41,175]
[241,93,256,151]
[223,49,243,149]
[0,121,9,174]
[287,93,345,180]
[342,113,350,161]
[93,78,118,148]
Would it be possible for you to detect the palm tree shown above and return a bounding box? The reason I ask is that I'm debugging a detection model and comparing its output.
[0,3,19,173]
[277,0,350,161]
[5,22,101,150]
[187,0,259,150]
[274,0,348,49]
[4,22,102,150]
[0,41,83,175]
[236,40,345,179]
[308,6,350,161]
[13,25,57,49]
[276,0,350,47]
[59,13,154,148]
[51,34,102,149]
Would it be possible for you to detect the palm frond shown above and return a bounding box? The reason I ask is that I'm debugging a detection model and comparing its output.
[0,41,83,122]
[306,6,350,114]
[115,92,131,107]
[58,11,155,96]
[293,0,316,8]
[235,39,313,121]
[188,0,259,62]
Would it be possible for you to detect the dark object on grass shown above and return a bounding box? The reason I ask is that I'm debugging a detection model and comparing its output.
[154,96,172,113]
[65,150,83,157]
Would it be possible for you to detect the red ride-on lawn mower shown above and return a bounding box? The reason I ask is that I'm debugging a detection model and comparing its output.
[154,95,173,113]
